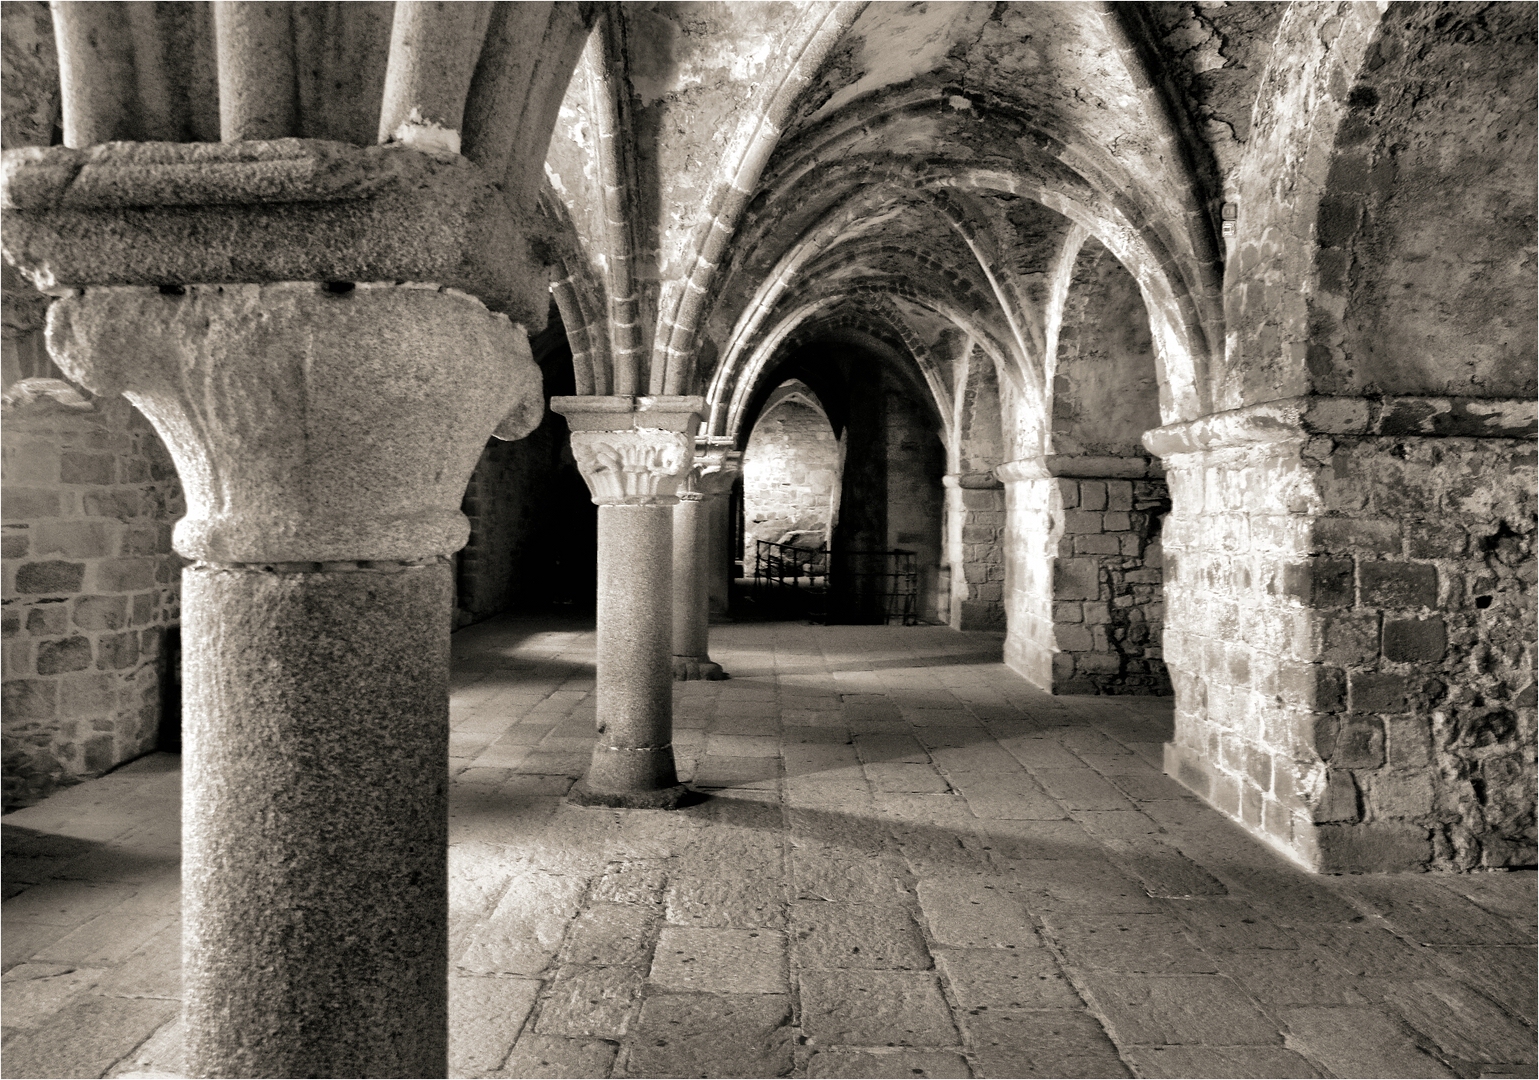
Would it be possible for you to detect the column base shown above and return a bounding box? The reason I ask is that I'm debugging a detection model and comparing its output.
[673,654,728,681]
[578,743,682,799]
[567,778,694,809]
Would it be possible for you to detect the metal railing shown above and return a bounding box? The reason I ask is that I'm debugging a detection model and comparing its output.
[750,541,919,625]
[753,539,829,592]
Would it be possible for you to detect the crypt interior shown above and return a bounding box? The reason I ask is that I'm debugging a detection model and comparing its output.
[0,1,1535,1077]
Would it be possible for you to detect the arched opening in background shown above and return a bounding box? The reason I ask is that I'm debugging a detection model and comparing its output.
[734,334,947,626]
[741,380,839,569]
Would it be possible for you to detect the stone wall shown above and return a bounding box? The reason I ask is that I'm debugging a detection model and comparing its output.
[2,394,184,809]
[1159,415,1536,873]
[946,478,1006,630]
[1002,467,1169,695]
[1051,476,1171,695]
[742,398,837,561]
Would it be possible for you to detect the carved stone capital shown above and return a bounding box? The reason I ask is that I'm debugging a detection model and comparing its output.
[688,447,742,498]
[567,429,695,505]
[550,395,706,506]
[45,282,542,563]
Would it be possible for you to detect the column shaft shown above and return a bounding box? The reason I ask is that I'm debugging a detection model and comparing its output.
[673,495,724,680]
[707,489,734,615]
[182,562,450,1078]
[586,503,683,803]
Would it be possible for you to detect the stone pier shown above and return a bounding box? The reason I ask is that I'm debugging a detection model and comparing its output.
[999,455,1170,696]
[1148,397,1537,873]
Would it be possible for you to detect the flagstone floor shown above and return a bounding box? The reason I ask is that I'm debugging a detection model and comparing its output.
[3,615,1535,1078]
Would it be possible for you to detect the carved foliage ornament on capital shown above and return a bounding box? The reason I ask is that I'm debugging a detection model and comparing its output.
[569,430,695,505]
[686,448,743,499]
[44,282,542,564]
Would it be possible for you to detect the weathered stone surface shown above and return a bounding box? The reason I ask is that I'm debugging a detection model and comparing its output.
[622,992,793,1078]
[535,964,644,1039]
[799,971,959,1047]
[1278,1006,1456,1079]
[500,1032,619,1079]
[558,902,658,967]
[916,879,1038,950]
[805,1050,971,1078]
[448,974,540,1074]
[791,900,930,971]
[458,869,585,976]
[0,963,103,1028]
[936,947,1083,1011]
[1121,1046,1322,1079]
[649,926,787,994]
[961,1009,1129,1079]
[1376,977,1537,1066]
[1077,973,1282,1046]
[0,992,177,1079]
[1040,913,1218,974]
[664,862,788,931]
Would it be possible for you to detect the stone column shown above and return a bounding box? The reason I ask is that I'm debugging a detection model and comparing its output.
[45,283,542,1078]
[673,447,741,680]
[550,395,705,808]
[706,484,736,616]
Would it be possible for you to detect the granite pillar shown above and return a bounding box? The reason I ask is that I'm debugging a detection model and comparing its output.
[182,563,450,1077]
[550,395,705,807]
[706,484,736,616]
[45,282,543,1077]
[673,448,740,680]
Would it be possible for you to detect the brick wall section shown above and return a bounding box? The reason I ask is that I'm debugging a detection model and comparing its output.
[2,397,184,809]
[1162,435,1536,872]
[946,480,1006,630]
[742,400,837,560]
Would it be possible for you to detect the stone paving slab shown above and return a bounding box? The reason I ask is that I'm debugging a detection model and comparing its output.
[803,1049,972,1077]
[3,615,1535,1078]
[1120,1045,1324,1078]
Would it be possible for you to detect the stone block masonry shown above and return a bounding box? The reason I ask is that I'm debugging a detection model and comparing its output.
[2,395,184,810]
[946,478,1007,631]
[1050,476,1171,695]
[1000,460,1170,696]
[1155,420,1536,873]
